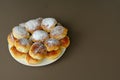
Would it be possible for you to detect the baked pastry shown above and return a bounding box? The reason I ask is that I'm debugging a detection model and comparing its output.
[19,23,25,27]
[12,26,30,39]
[50,26,68,40]
[60,36,70,48]
[14,38,32,53]
[26,54,42,65]
[31,30,49,42]
[45,48,63,60]
[10,46,27,58]
[44,38,60,51]
[25,18,42,33]
[7,17,70,66]
[41,18,57,32]
[7,33,16,47]
[29,42,47,60]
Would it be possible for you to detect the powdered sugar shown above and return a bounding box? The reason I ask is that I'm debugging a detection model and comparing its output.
[19,23,25,27]
[46,38,60,46]
[35,17,43,22]
[51,26,64,35]
[19,38,30,45]
[12,26,29,36]
[32,30,49,42]
[41,18,57,29]
[32,42,47,54]
[25,18,41,31]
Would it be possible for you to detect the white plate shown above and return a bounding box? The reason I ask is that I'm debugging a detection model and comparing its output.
[8,45,66,67]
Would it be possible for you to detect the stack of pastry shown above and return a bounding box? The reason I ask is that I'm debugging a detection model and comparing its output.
[7,17,70,65]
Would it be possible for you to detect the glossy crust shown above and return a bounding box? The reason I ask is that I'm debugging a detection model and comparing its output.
[45,48,63,60]
[50,26,68,40]
[26,54,42,65]
[60,36,70,48]
[10,46,27,59]
[29,42,47,60]
[44,38,60,51]
[7,33,16,47]
[14,38,32,53]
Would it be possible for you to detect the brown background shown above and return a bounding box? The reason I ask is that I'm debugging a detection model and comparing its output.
[0,0,120,80]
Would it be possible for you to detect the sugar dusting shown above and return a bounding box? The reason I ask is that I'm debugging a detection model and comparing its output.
[41,18,57,29]
[19,23,25,27]
[25,18,42,31]
[13,26,28,36]
[51,26,64,35]
[32,42,47,54]
[46,38,60,46]
[32,30,49,41]
[19,38,30,45]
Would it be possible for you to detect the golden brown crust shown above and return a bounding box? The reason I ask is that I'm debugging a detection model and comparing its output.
[29,42,47,60]
[10,46,27,59]
[12,26,30,39]
[25,18,43,33]
[60,36,70,48]
[14,38,32,53]
[50,26,68,40]
[44,38,60,51]
[7,17,70,65]
[45,48,62,60]
[26,26,42,33]
[26,54,42,65]
[7,33,16,47]
[41,18,57,32]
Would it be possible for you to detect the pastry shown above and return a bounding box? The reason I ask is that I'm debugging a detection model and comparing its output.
[26,54,42,65]
[7,17,70,66]
[7,33,16,47]
[60,36,70,48]
[29,42,47,60]
[50,26,68,40]
[19,23,25,27]
[25,18,42,33]
[12,26,30,39]
[45,48,63,60]
[31,30,49,42]
[41,18,57,32]
[44,38,60,51]
[14,38,32,53]
[10,46,27,59]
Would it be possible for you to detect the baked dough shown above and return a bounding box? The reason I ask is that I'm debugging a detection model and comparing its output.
[31,30,49,42]
[44,38,60,51]
[7,33,16,47]
[14,38,32,53]
[7,17,70,65]
[60,36,70,48]
[29,42,47,60]
[50,26,68,40]
[41,18,57,32]
[45,48,63,60]
[10,46,27,59]
[25,18,42,33]
[26,54,42,65]
[12,26,30,39]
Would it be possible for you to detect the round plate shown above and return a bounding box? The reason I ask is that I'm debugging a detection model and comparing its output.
[8,45,66,67]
